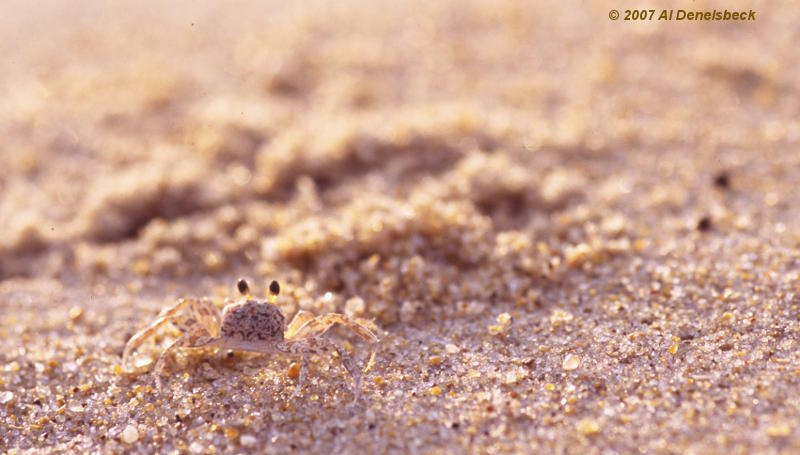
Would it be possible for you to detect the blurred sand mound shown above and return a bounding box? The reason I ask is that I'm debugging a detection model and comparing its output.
[2,0,800,452]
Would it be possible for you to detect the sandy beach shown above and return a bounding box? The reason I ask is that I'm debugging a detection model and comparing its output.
[2,0,800,453]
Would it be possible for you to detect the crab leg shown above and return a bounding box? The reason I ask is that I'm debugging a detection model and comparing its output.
[295,350,309,400]
[188,298,222,337]
[285,310,315,340]
[287,313,379,344]
[330,340,362,402]
[122,298,195,369]
[153,332,216,391]
[280,337,364,403]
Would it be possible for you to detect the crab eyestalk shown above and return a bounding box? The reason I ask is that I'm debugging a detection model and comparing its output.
[269,280,280,304]
[237,278,251,297]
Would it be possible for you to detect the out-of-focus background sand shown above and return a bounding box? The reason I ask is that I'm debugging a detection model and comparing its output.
[3,0,800,452]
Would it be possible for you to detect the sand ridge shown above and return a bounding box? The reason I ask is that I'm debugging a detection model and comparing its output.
[2,0,800,453]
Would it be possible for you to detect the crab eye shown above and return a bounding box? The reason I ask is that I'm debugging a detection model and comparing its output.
[269,280,280,296]
[237,278,250,296]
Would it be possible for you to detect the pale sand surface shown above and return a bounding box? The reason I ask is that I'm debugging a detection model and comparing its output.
[2,0,800,453]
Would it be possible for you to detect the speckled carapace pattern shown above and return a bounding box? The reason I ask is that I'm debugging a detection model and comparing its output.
[221,300,286,342]
[2,0,800,453]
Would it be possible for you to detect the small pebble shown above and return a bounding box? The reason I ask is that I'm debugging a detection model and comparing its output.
[0,391,13,404]
[445,343,460,354]
[563,354,581,371]
[766,422,791,438]
[488,313,512,335]
[240,435,258,446]
[577,419,600,435]
[68,403,84,413]
[344,297,366,317]
[225,427,239,440]
[550,309,574,327]
[669,336,680,355]
[288,362,300,379]
[120,424,139,444]
[68,306,83,321]
[189,441,205,453]
[497,313,511,325]
[565,243,593,268]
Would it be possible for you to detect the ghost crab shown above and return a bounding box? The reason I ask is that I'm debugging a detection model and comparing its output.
[122,279,379,402]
